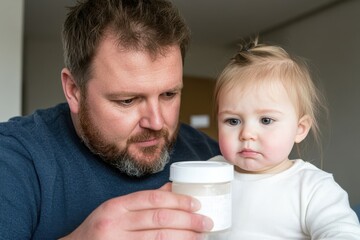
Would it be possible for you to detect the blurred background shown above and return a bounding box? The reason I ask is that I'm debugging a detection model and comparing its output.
[1,0,359,207]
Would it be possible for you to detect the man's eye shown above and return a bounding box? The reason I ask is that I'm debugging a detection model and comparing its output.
[261,117,273,125]
[118,98,134,106]
[225,118,240,126]
[162,92,176,98]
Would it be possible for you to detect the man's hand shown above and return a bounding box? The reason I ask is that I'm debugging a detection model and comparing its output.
[59,183,213,240]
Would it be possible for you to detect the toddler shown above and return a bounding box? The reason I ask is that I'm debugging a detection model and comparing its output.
[211,39,360,239]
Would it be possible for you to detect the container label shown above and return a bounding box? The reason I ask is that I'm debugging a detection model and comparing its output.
[194,193,231,232]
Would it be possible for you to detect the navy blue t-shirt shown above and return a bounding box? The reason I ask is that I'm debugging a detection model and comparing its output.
[0,103,220,239]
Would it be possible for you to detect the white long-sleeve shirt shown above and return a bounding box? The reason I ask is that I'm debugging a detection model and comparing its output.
[209,156,360,240]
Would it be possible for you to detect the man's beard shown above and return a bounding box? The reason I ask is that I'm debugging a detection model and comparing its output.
[78,97,177,177]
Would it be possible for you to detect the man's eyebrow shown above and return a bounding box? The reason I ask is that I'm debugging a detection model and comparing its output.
[169,84,183,92]
[105,92,137,99]
[159,83,184,93]
[105,84,184,99]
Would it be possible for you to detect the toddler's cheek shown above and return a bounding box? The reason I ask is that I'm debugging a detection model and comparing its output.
[219,143,236,162]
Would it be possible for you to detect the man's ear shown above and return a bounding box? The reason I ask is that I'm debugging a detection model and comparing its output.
[295,115,312,143]
[61,68,81,114]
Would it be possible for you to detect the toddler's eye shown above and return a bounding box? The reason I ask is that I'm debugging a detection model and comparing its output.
[226,118,241,126]
[261,117,273,125]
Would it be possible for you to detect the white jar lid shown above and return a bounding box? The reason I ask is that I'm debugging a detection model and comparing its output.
[170,161,234,183]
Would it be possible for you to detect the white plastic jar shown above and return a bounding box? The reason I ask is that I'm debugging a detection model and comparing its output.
[170,161,234,232]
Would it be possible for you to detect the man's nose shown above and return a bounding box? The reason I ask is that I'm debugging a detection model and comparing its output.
[139,100,164,131]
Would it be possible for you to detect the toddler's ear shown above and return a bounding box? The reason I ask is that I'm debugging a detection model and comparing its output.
[295,115,312,143]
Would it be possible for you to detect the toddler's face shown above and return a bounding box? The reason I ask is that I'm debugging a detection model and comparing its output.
[217,81,308,173]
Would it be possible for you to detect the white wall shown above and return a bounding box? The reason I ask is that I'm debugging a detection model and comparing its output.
[261,0,360,205]
[0,0,24,121]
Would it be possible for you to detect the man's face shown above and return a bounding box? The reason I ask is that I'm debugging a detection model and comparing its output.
[76,35,183,177]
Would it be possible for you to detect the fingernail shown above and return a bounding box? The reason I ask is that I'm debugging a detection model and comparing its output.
[202,216,214,231]
[191,197,201,211]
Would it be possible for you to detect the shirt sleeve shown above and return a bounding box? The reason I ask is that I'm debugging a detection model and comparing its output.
[0,133,40,239]
[305,173,360,239]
